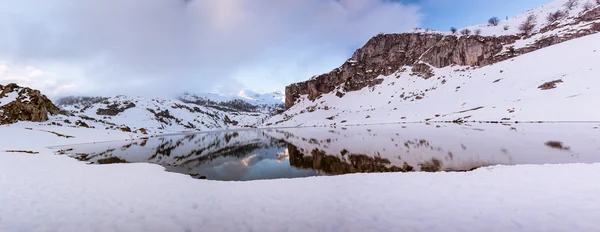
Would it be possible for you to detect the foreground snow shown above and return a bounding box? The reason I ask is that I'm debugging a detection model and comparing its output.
[2,123,600,231]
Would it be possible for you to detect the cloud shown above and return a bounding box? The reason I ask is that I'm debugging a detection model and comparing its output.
[0,0,422,97]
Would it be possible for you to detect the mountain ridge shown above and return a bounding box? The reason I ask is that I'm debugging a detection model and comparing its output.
[270,0,600,127]
[285,0,600,109]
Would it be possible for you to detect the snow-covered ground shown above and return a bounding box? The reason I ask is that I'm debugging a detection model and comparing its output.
[267,31,600,127]
[2,122,600,231]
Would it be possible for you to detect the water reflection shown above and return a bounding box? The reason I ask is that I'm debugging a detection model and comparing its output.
[52,123,600,181]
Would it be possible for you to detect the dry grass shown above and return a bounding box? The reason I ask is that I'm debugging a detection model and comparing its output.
[545,141,570,151]
[4,150,39,154]
[538,79,563,90]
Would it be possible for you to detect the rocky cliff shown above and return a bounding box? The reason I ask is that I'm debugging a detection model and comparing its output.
[285,34,519,108]
[285,5,600,109]
[0,83,60,125]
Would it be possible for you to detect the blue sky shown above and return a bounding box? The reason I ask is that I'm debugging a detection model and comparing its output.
[0,0,555,97]
[403,0,553,30]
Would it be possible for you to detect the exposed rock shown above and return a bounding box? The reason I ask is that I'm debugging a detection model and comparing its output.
[538,80,563,90]
[96,102,136,116]
[412,63,435,79]
[285,34,518,108]
[0,83,60,125]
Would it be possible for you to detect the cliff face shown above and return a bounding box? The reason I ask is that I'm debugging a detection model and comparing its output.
[285,33,518,108]
[0,83,60,125]
[285,6,600,109]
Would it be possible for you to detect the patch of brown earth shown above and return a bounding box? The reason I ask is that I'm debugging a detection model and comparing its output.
[538,79,563,90]
[545,141,570,151]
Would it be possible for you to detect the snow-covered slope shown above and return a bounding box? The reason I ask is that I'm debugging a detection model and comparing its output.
[237,89,285,105]
[454,0,598,37]
[413,0,597,38]
[57,95,273,134]
[181,89,284,107]
[267,0,600,127]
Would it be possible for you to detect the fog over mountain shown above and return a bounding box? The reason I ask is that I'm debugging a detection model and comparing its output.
[0,0,421,97]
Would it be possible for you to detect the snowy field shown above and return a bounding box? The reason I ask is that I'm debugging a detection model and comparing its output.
[2,123,600,231]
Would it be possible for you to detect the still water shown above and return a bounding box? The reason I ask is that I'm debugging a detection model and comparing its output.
[52,123,600,181]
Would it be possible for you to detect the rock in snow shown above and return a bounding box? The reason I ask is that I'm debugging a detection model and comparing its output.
[0,83,60,125]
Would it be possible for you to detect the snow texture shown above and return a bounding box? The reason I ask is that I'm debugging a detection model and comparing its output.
[57,95,273,133]
[0,91,18,107]
[417,0,598,37]
[1,123,600,231]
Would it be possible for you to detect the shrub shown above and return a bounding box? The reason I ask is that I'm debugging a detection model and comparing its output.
[474,29,482,35]
[519,15,537,35]
[583,1,595,10]
[546,10,566,23]
[564,0,579,10]
[597,0,600,5]
[503,25,510,31]
[488,17,500,26]
[460,28,472,35]
[450,27,457,34]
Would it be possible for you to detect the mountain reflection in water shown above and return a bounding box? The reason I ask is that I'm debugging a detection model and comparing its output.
[52,123,600,181]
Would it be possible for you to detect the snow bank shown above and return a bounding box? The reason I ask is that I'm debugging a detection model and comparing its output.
[2,123,600,231]
[1,151,600,232]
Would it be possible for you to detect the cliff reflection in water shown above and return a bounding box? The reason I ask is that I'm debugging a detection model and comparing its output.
[52,123,600,181]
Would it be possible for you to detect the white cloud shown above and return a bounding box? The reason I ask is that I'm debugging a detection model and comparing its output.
[0,0,422,97]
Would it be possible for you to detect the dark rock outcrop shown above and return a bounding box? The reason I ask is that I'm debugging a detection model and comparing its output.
[0,83,60,124]
[96,101,136,116]
[285,34,518,108]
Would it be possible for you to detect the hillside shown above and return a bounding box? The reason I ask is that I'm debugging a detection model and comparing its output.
[1,83,284,134]
[267,0,600,127]
[57,95,274,133]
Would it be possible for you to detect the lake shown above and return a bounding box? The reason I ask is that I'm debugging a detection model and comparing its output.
[51,123,600,181]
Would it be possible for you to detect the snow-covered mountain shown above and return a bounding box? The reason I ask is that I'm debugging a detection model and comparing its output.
[180,89,284,108]
[1,82,284,134]
[54,88,287,133]
[56,95,276,133]
[266,0,600,127]
[236,89,285,106]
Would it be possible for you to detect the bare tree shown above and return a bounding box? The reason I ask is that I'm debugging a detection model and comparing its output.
[546,10,566,23]
[474,29,482,35]
[488,17,500,26]
[519,15,537,35]
[450,27,457,34]
[564,0,579,10]
[503,25,510,31]
[583,1,595,10]
[460,28,472,35]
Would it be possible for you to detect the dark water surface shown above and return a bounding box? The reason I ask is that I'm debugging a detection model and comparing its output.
[52,123,600,181]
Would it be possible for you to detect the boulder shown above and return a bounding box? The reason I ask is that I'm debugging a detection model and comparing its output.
[0,83,60,124]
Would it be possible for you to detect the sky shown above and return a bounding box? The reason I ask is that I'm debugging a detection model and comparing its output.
[0,0,552,98]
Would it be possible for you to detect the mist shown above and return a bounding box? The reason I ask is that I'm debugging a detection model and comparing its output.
[0,0,422,98]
